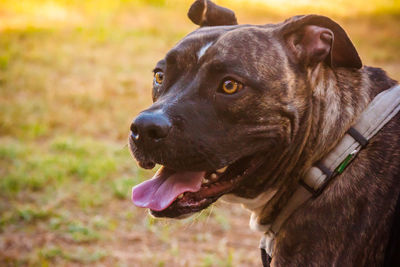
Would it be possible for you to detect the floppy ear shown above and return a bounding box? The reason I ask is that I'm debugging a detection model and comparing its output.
[188,0,238,27]
[282,15,362,69]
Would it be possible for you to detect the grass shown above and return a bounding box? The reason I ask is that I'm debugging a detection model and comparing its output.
[0,0,399,266]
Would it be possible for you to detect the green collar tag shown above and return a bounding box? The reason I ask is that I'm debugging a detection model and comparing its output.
[336,150,358,174]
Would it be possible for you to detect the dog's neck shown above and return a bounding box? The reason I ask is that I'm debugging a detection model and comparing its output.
[243,65,395,230]
[306,66,371,163]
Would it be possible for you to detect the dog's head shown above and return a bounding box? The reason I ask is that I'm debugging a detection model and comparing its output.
[129,0,362,218]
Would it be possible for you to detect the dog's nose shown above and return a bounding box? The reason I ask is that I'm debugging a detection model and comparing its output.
[130,112,172,143]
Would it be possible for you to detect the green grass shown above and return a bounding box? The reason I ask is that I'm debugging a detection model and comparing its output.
[0,137,132,197]
[0,0,399,266]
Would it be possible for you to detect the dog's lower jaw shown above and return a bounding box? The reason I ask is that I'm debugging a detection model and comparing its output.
[149,209,195,220]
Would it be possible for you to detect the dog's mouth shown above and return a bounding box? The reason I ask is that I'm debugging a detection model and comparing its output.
[131,154,264,218]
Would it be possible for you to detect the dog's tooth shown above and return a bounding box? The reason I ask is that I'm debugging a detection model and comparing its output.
[178,194,184,199]
[210,173,218,181]
[216,166,228,173]
[202,178,209,184]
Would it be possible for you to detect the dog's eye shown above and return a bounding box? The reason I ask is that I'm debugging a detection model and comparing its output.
[154,71,164,85]
[221,79,243,94]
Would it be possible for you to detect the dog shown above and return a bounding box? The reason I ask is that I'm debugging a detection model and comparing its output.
[128,0,400,265]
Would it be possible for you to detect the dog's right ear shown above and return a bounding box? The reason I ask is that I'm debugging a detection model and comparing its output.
[188,0,238,27]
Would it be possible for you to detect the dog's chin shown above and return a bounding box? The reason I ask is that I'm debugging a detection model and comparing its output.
[145,153,266,219]
[149,210,195,220]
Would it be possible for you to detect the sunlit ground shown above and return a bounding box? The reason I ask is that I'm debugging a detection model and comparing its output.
[0,0,399,266]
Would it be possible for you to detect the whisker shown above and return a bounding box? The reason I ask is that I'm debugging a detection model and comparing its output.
[120,143,129,150]
[205,205,214,226]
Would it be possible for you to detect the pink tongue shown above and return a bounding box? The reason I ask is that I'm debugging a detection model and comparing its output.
[131,167,205,211]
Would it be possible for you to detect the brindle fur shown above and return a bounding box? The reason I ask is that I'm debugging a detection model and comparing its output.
[129,1,400,265]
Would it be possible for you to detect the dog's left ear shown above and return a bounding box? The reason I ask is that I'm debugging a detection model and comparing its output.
[281,15,362,69]
[188,0,238,27]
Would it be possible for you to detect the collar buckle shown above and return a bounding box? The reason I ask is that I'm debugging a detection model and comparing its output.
[299,161,336,197]
[300,149,359,197]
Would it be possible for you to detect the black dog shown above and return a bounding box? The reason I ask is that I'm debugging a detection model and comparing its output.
[129,1,400,265]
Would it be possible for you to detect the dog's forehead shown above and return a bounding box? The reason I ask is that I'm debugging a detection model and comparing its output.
[167,24,279,67]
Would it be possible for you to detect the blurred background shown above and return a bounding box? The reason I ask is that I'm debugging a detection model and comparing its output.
[0,0,399,266]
